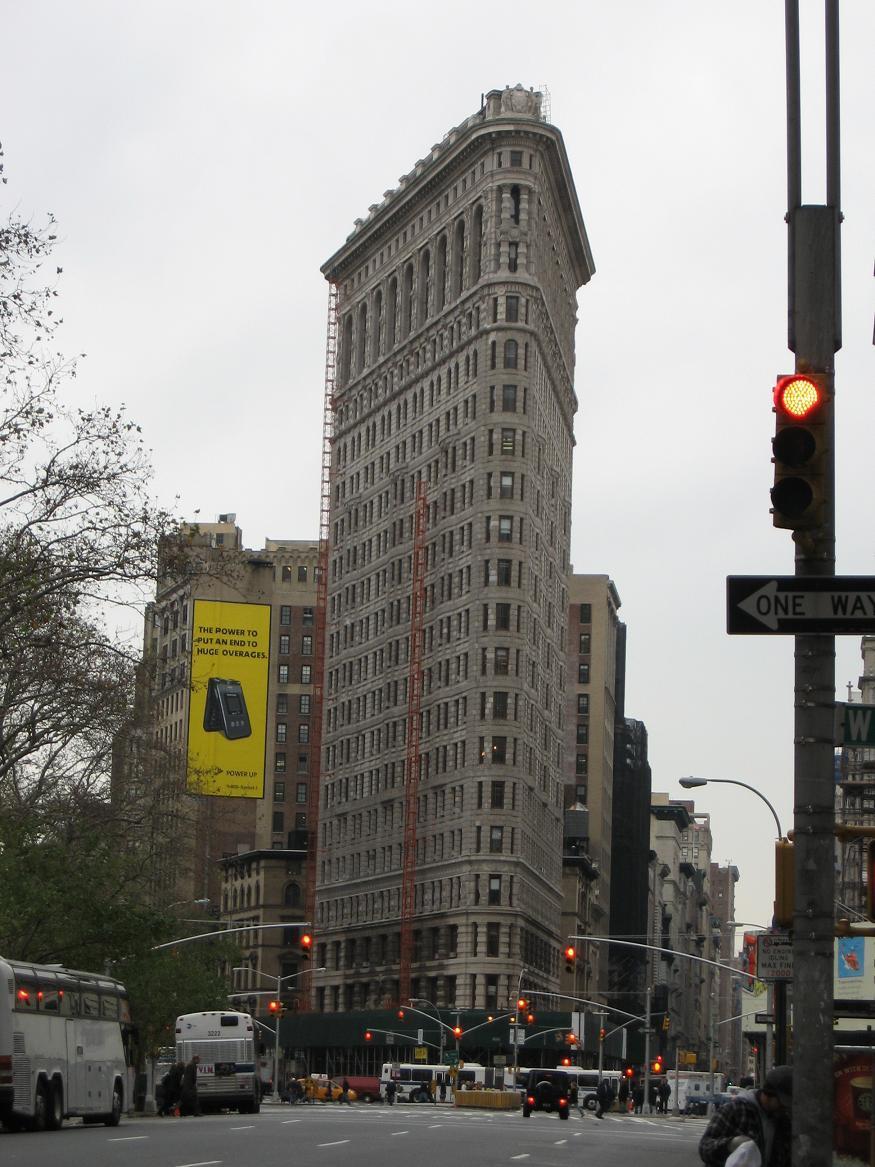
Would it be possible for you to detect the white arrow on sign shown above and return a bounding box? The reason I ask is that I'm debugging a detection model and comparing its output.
[739,581,875,631]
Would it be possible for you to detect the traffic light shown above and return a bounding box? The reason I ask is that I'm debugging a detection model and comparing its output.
[561,1057,571,1066]
[773,839,795,928]
[300,932,313,960]
[452,1025,463,1038]
[526,1012,535,1025]
[564,945,576,973]
[397,1009,405,1019]
[364,1030,373,1042]
[651,1055,664,1074]
[624,1067,635,1079]
[268,1000,281,1014]
[517,997,528,1010]
[599,1028,606,1042]
[771,372,831,530]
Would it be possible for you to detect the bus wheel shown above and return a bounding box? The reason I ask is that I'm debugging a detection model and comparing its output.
[31,1082,48,1131]
[47,1081,64,1130]
[104,1082,123,1127]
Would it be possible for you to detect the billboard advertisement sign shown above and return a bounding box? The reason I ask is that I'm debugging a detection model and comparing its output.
[186,599,270,797]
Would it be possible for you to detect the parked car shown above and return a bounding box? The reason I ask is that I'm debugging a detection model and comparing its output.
[686,1092,731,1116]
[522,1069,570,1119]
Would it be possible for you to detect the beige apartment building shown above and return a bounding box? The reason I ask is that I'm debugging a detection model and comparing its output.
[313,86,594,1013]
[120,515,318,998]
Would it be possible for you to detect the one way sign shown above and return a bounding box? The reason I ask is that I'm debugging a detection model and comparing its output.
[727,576,875,635]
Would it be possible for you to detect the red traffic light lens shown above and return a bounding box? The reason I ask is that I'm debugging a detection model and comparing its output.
[564,946,575,961]
[774,375,822,420]
[453,1026,463,1037]
[301,932,312,948]
[364,1030,372,1041]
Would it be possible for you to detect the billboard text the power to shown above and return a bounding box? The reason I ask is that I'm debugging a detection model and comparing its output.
[187,599,270,797]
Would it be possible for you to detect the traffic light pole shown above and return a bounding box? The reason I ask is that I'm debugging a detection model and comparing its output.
[784,4,841,1165]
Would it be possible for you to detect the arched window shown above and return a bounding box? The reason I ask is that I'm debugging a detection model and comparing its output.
[356,302,368,373]
[451,218,465,299]
[435,235,448,312]
[504,339,518,369]
[284,882,302,908]
[386,276,398,349]
[418,249,431,323]
[402,263,414,337]
[510,185,521,225]
[470,204,483,284]
[340,314,353,383]
[372,290,382,363]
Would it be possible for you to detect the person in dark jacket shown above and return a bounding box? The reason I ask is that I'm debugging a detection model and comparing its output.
[699,1065,792,1166]
[179,1055,201,1116]
[161,1062,184,1116]
[595,1076,613,1118]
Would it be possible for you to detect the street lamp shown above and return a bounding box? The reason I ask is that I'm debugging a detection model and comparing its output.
[679,776,788,1068]
[679,776,784,840]
[231,965,326,1103]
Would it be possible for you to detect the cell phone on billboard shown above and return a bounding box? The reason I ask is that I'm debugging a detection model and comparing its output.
[203,678,252,740]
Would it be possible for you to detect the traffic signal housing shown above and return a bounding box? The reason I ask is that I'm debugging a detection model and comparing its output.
[773,839,795,929]
[452,1025,463,1038]
[300,932,313,961]
[268,1000,281,1014]
[564,945,576,974]
[771,372,831,531]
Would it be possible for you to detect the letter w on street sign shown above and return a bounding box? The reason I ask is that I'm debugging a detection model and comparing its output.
[726,576,875,635]
[836,704,875,747]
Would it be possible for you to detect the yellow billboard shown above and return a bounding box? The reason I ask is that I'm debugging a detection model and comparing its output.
[186,599,270,797]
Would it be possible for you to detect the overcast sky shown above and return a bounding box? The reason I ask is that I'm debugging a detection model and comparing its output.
[2,1,873,937]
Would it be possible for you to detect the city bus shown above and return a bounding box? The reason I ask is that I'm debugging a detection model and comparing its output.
[0,955,133,1132]
[380,1061,493,1100]
[175,1010,260,1113]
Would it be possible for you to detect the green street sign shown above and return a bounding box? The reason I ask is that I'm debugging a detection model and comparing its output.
[444,1051,459,1066]
[838,703,875,746]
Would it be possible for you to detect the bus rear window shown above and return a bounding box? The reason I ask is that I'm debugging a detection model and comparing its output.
[220,1015,240,1027]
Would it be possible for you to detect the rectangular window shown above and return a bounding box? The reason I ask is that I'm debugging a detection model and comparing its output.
[579,603,592,623]
[486,922,500,957]
[498,516,513,542]
[493,692,508,719]
[488,875,501,905]
[275,752,286,773]
[499,471,514,499]
[297,566,308,582]
[501,384,517,412]
[497,559,512,586]
[505,295,519,322]
[274,781,285,802]
[508,242,518,272]
[279,605,292,626]
[279,634,290,654]
[489,825,504,852]
[576,754,588,775]
[576,723,589,745]
[302,606,314,625]
[491,781,505,810]
[577,663,590,684]
[509,150,523,166]
[575,783,588,803]
[495,603,511,631]
[276,722,287,743]
[301,665,312,684]
[579,633,591,654]
[491,737,507,765]
[500,428,516,455]
[299,694,312,715]
[281,566,292,582]
[296,782,308,803]
[272,810,284,832]
[301,635,313,655]
[298,724,310,743]
[278,664,289,684]
[577,693,590,715]
[298,753,309,772]
[276,693,288,714]
[494,646,510,675]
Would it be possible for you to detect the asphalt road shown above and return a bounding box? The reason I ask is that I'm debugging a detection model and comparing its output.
[0,1103,707,1167]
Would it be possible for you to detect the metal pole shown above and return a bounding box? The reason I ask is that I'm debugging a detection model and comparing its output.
[643,986,652,1115]
[785,4,841,1165]
[272,975,281,1103]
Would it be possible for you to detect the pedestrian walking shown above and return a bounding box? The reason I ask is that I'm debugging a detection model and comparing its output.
[385,1078,396,1106]
[633,1083,644,1114]
[439,1079,447,1103]
[618,1077,630,1113]
[339,1078,352,1105]
[179,1056,200,1116]
[658,1078,670,1114]
[428,1077,438,1104]
[699,1065,792,1167]
[595,1075,613,1119]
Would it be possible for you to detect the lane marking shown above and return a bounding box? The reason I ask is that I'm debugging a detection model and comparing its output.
[282,1118,302,1124]
[176,1162,222,1166]
[391,1130,410,1135]
[554,1139,567,1145]
[317,1140,350,1147]
[510,1156,530,1161]
[229,1125,255,1130]
[427,1123,443,1128]
[108,1136,149,1142]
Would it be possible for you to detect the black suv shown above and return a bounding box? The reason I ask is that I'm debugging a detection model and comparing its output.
[522,1070,570,1119]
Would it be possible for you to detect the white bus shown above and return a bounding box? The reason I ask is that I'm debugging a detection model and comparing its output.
[0,955,133,1132]
[175,1010,260,1113]
[380,1061,494,1101]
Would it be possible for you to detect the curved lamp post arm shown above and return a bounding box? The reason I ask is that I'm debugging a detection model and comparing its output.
[680,776,784,839]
